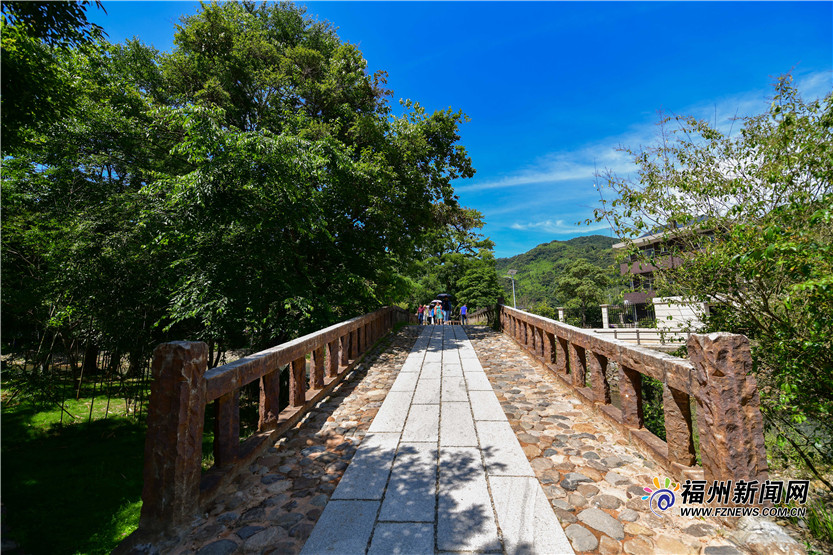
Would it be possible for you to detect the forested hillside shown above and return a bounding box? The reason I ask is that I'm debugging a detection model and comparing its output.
[495,235,621,309]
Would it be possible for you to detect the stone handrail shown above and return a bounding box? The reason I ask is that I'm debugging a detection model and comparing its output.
[498,305,767,487]
[467,305,497,325]
[133,306,409,541]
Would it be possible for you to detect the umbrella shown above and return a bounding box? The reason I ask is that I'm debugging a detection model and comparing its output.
[437,293,453,299]
[430,299,442,304]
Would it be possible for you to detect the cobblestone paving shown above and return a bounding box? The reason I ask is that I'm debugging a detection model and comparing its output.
[157,324,801,555]
[465,326,746,555]
[165,326,421,555]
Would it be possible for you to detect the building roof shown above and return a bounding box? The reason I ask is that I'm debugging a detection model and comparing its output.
[611,216,710,250]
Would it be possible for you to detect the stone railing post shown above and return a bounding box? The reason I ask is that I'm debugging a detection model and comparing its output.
[340,333,350,366]
[555,336,569,375]
[557,307,565,322]
[588,352,611,404]
[663,384,696,467]
[619,365,644,428]
[290,356,307,407]
[601,304,611,329]
[326,339,340,378]
[311,345,325,389]
[570,343,586,388]
[139,341,207,534]
[688,333,768,484]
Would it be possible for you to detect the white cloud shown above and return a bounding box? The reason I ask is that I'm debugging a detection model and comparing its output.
[460,69,832,197]
[509,219,613,235]
[457,146,635,193]
[796,70,832,101]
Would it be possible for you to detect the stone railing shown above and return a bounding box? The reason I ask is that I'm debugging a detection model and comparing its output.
[498,305,768,487]
[467,305,498,326]
[130,306,409,542]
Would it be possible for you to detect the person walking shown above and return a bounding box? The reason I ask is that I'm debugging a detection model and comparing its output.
[436,303,443,325]
[417,304,424,325]
[460,303,468,325]
[442,298,451,325]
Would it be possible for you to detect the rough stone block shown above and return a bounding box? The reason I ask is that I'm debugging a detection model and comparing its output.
[299,500,379,555]
[688,333,768,485]
[437,447,501,552]
[140,341,208,532]
[379,443,438,522]
[489,476,574,554]
[577,507,624,540]
[368,523,434,555]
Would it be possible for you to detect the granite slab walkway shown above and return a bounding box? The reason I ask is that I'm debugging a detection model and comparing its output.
[300,325,575,555]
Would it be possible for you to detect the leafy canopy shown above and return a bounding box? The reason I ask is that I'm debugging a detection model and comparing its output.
[592,76,833,487]
[2,1,476,368]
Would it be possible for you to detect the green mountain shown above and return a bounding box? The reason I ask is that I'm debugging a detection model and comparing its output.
[495,235,620,308]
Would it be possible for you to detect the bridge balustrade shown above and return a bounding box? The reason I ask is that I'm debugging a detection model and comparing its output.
[493,305,768,489]
[133,306,408,539]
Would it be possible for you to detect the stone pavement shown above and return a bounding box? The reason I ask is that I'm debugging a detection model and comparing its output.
[300,325,573,555]
[465,327,763,555]
[161,324,802,555]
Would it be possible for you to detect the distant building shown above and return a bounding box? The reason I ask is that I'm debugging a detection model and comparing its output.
[612,222,712,324]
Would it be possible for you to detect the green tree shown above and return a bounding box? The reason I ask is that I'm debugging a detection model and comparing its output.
[2,1,476,370]
[1,1,105,153]
[528,299,556,320]
[592,75,833,489]
[554,259,611,327]
[456,252,503,311]
[407,207,502,310]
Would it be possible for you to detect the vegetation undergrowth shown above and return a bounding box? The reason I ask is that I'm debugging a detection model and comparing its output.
[2,386,146,554]
[804,498,833,546]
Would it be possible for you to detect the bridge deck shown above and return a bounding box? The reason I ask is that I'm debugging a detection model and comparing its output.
[168,325,743,555]
[300,325,573,554]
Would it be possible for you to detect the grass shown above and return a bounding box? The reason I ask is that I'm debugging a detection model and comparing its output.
[805,499,833,545]
[2,378,147,554]
[1,324,404,552]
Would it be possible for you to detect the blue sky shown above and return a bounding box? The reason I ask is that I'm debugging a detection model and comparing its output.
[89,1,832,258]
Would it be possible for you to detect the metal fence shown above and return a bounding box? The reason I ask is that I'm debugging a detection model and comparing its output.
[605,304,656,328]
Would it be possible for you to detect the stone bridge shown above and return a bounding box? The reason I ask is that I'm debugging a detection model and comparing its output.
[119,306,802,555]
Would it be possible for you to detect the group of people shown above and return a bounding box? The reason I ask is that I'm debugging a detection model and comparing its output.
[416,299,468,325]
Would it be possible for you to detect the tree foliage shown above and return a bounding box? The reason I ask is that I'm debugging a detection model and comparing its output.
[405,207,503,312]
[593,76,833,486]
[1,1,106,152]
[2,2,476,375]
[553,259,611,327]
[495,235,621,311]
